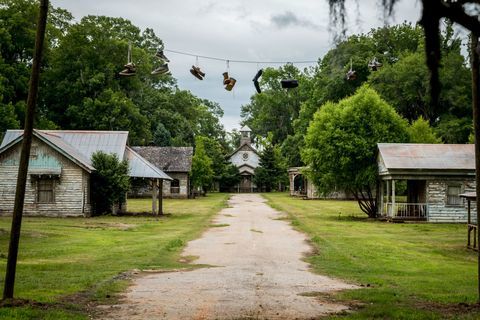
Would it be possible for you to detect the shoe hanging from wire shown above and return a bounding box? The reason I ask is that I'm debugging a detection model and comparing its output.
[119,42,136,77]
[346,58,357,81]
[151,45,171,75]
[190,56,205,80]
[252,69,263,93]
[223,60,236,91]
[368,57,382,71]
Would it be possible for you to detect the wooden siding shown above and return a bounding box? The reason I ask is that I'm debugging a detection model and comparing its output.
[0,137,91,217]
[427,179,476,223]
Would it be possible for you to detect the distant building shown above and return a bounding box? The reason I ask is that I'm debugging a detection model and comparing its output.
[0,130,170,217]
[227,126,260,192]
[288,167,352,200]
[132,147,193,198]
[377,143,476,222]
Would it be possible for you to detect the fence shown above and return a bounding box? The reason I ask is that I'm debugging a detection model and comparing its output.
[384,202,429,220]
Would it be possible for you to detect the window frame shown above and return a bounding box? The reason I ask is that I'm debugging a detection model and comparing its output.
[446,184,462,207]
[37,178,55,203]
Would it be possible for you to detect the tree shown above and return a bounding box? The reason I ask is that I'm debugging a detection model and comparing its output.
[153,123,172,146]
[191,136,214,195]
[302,86,409,217]
[90,151,130,215]
[254,141,286,192]
[408,117,442,143]
[218,163,241,192]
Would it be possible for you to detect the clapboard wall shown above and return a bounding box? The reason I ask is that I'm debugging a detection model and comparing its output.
[0,137,91,217]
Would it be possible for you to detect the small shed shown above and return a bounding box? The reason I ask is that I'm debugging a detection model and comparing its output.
[132,146,193,198]
[377,143,476,222]
[0,130,171,217]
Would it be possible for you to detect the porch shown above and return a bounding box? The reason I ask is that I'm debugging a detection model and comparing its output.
[379,179,429,221]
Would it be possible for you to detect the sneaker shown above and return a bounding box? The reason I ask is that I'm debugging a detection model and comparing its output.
[346,70,357,80]
[368,57,382,71]
[253,69,263,82]
[190,67,203,80]
[151,64,170,75]
[119,68,136,76]
[192,66,205,77]
[281,79,298,89]
[253,80,261,93]
[225,77,236,91]
[223,72,231,85]
[155,50,170,62]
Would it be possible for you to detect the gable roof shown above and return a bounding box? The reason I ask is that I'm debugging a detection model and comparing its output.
[377,143,475,171]
[228,141,258,159]
[0,130,171,179]
[0,130,95,172]
[132,146,193,172]
[125,147,172,180]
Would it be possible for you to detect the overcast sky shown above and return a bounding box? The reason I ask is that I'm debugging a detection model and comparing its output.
[51,0,422,132]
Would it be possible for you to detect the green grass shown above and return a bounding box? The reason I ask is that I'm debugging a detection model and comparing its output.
[0,193,229,319]
[263,193,480,319]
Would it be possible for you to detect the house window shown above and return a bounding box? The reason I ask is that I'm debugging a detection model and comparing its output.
[446,185,462,206]
[37,179,55,203]
[170,179,180,194]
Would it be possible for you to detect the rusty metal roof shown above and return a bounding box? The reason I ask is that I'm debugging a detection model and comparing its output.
[125,146,172,180]
[378,143,475,170]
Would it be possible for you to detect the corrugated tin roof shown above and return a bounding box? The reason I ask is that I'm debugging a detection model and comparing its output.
[125,146,172,180]
[1,130,128,161]
[1,130,170,179]
[132,146,193,172]
[378,143,475,170]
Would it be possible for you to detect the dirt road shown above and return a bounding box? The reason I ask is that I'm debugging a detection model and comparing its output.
[98,194,357,319]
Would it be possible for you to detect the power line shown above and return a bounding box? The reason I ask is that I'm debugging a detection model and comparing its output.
[164,49,318,64]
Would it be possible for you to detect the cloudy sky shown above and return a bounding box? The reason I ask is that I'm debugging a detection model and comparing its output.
[51,0,421,132]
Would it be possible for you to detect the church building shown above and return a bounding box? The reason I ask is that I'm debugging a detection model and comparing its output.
[228,126,260,192]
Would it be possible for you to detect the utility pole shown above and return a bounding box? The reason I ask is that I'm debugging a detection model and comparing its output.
[471,34,480,303]
[3,0,49,300]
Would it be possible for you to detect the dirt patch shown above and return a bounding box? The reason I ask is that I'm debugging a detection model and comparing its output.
[415,300,480,317]
[97,194,358,319]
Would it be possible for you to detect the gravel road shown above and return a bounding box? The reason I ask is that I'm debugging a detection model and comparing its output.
[98,194,357,319]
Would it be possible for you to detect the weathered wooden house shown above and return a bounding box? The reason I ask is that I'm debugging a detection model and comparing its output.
[0,130,171,217]
[132,146,193,198]
[377,143,476,222]
[227,126,260,192]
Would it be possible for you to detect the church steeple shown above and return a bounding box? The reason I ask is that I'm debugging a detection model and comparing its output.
[239,125,252,146]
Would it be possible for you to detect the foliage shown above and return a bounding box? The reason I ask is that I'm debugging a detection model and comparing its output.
[435,115,473,144]
[90,151,130,215]
[218,163,241,192]
[408,116,442,143]
[191,136,214,194]
[302,86,409,217]
[254,141,287,192]
[264,193,480,319]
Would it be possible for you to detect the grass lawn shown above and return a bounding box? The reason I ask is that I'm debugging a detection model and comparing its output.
[0,193,229,319]
[263,192,480,319]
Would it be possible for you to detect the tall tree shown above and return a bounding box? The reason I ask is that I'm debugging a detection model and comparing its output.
[302,86,409,217]
[191,136,214,195]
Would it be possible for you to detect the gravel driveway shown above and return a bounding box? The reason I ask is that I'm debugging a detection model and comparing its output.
[98,194,357,319]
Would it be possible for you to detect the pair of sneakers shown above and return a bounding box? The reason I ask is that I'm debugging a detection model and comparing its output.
[223,72,236,91]
[151,49,170,75]
[252,69,263,93]
[346,69,357,81]
[281,79,298,89]
[190,65,206,80]
[368,57,382,71]
[119,62,137,77]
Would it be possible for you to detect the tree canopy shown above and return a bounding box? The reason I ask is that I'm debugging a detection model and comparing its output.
[302,86,409,217]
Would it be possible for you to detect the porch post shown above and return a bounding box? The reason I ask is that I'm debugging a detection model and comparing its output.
[392,179,396,217]
[152,179,157,215]
[378,180,384,216]
[158,179,163,216]
[386,180,391,215]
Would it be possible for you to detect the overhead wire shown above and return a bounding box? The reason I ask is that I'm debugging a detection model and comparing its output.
[164,49,318,65]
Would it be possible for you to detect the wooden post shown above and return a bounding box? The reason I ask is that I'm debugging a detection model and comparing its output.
[152,179,157,215]
[158,179,163,216]
[471,34,480,302]
[392,180,396,218]
[3,0,49,300]
[378,180,384,216]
